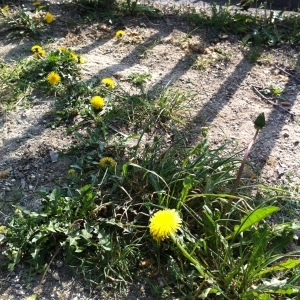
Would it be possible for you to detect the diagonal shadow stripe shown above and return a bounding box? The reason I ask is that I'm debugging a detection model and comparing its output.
[85,28,174,82]
[250,64,299,172]
[147,55,193,93]
[182,57,253,126]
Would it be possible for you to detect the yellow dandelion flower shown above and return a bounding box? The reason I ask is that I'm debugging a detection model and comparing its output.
[47,71,61,85]
[99,157,117,169]
[149,209,182,242]
[33,49,45,58]
[58,46,67,52]
[90,96,105,110]
[78,56,85,64]
[12,250,18,256]
[44,12,54,23]
[101,78,115,89]
[115,30,125,38]
[33,1,41,6]
[0,226,7,233]
[31,45,43,53]
[1,5,9,12]
[70,52,78,61]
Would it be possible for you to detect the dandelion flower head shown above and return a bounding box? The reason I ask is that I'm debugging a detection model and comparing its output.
[47,71,61,85]
[44,12,54,23]
[78,56,85,64]
[90,96,105,110]
[99,157,117,169]
[0,226,7,234]
[149,209,182,242]
[101,78,115,89]
[1,5,9,12]
[58,46,67,52]
[70,52,78,61]
[33,48,45,58]
[31,45,43,53]
[115,30,125,38]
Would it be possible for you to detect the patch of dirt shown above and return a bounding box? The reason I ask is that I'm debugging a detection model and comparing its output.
[0,0,300,298]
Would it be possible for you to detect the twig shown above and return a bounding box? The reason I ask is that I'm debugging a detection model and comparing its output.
[143,14,161,26]
[108,124,128,138]
[274,65,300,84]
[252,86,295,117]
[38,245,61,287]
[14,95,26,107]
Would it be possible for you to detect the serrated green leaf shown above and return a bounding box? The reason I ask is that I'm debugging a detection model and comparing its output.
[31,232,43,243]
[67,234,80,247]
[81,229,93,240]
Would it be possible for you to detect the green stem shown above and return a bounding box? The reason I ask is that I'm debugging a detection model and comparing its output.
[170,234,206,278]
[125,224,147,229]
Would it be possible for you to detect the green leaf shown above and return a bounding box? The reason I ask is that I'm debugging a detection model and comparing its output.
[30,248,40,260]
[31,232,43,243]
[254,113,266,130]
[26,294,38,300]
[178,176,193,207]
[241,292,273,300]
[202,206,216,234]
[80,184,92,194]
[200,287,220,298]
[67,234,80,247]
[49,187,60,202]
[257,294,273,300]
[250,282,300,295]
[234,206,279,235]
[81,229,93,240]
[255,259,300,278]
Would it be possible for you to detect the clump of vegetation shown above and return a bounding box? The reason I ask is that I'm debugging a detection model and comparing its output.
[0,45,83,107]
[183,3,300,47]
[0,2,55,37]
[2,113,300,298]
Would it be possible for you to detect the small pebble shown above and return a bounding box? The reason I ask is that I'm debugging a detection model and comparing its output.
[15,290,25,295]
[20,178,26,188]
[52,273,60,281]
[277,166,285,177]
[56,260,63,268]
[49,151,59,163]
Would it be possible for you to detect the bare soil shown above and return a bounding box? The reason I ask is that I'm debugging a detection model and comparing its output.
[0,0,300,298]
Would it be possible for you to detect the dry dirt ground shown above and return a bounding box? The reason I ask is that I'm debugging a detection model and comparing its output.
[0,0,300,299]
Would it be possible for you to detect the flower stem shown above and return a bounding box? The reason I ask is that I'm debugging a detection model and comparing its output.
[125,224,148,229]
[170,234,206,278]
[231,128,259,195]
